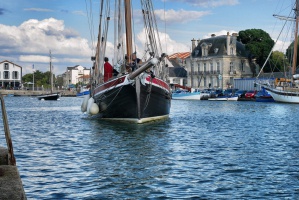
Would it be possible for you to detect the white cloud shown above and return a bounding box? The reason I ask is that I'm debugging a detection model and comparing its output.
[166,0,239,7]
[203,30,239,38]
[0,18,93,74]
[24,8,54,12]
[155,9,211,23]
[136,28,190,57]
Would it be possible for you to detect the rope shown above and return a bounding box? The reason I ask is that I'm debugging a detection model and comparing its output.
[143,76,153,111]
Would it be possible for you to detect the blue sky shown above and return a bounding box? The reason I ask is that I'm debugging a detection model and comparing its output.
[0,0,295,75]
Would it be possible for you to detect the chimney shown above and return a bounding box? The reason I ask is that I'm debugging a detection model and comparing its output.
[191,38,196,51]
[231,33,238,45]
[197,39,200,45]
[227,32,231,55]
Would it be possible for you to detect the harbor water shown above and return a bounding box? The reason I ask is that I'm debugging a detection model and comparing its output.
[0,96,299,199]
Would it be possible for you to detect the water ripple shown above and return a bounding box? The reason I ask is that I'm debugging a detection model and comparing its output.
[0,97,299,199]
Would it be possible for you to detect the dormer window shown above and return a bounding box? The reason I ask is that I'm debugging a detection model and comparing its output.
[4,63,9,70]
[230,47,234,55]
[200,43,211,57]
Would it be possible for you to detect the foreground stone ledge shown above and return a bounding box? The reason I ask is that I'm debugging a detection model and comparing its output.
[0,147,27,200]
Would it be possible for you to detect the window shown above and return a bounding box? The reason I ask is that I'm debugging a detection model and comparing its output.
[4,63,9,70]
[210,62,213,72]
[204,77,207,87]
[241,60,245,72]
[204,63,206,72]
[230,47,234,55]
[230,62,234,71]
[12,71,18,79]
[198,63,200,72]
[203,48,208,56]
[217,62,220,72]
[4,71,9,79]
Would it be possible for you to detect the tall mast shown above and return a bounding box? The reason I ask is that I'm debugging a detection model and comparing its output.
[292,0,299,77]
[50,50,53,93]
[124,0,133,64]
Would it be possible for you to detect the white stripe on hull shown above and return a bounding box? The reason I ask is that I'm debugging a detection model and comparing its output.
[267,90,299,103]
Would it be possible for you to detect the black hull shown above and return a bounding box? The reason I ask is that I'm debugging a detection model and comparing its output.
[37,93,60,100]
[93,76,171,123]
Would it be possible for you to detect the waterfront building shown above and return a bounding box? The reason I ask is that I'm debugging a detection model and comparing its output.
[0,60,22,89]
[185,32,259,90]
[61,65,90,88]
[168,52,189,90]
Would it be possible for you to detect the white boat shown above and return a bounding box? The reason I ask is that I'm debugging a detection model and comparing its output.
[81,0,171,123]
[76,86,90,98]
[259,0,299,103]
[172,89,201,100]
[208,96,239,101]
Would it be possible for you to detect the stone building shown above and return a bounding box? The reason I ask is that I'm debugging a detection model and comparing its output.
[61,65,90,88]
[0,60,22,89]
[185,32,258,90]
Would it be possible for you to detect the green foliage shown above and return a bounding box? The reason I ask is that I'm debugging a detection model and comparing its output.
[22,70,56,88]
[237,29,275,72]
[286,36,299,70]
[270,51,290,72]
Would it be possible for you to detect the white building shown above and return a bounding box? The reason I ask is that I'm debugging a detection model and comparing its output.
[0,60,22,89]
[186,32,258,89]
[61,65,90,88]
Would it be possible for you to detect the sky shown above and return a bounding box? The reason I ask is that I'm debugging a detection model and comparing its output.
[0,0,296,75]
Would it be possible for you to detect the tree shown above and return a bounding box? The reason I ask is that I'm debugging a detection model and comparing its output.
[237,29,275,72]
[270,51,290,72]
[286,36,299,71]
[22,70,56,89]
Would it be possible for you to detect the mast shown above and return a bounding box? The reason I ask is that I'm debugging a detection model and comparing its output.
[124,0,133,64]
[50,50,53,93]
[293,0,299,78]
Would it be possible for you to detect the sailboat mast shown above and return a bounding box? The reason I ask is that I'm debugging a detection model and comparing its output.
[292,0,299,77]
[124,0,133,63]
[50,50,53,93]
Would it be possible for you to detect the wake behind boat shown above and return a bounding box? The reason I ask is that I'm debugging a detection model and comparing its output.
[81,0,171,123]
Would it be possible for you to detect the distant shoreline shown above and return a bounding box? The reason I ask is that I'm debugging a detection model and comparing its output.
[0,89,77,97]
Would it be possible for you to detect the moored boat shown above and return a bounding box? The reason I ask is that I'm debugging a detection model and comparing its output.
[81,0,171,123]
[172,89,201,100]
[259,0,299,103]
[37,51,60,101]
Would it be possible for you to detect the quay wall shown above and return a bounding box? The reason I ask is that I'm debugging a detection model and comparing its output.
[0,147,27,200]
[0,89,77,97]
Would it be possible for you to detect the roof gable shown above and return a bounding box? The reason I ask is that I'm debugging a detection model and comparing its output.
[0,60,22,68]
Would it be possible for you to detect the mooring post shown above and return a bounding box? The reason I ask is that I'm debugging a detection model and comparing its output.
[0,95,16,166]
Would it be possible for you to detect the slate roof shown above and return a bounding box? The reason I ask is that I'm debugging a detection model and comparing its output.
[191,35,248,58]
[169,66,187,78]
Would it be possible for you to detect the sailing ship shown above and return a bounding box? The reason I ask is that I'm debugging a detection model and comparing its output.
[259,0,299,103]
[37,51,60,100]
[81,0,171,123]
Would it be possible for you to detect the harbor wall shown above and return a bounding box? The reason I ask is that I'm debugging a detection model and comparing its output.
[0,89,77,97]
[0,147,27,200]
